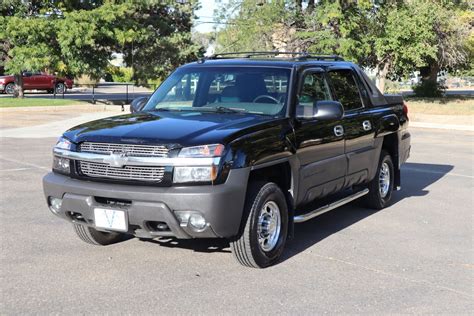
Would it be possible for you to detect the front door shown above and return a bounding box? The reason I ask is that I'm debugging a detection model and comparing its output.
[294,68,346,206]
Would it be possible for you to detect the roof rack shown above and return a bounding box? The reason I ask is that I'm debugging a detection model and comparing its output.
[199,51,344,62]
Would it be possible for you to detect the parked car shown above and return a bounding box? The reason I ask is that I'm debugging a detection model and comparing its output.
[42,52,411,268]
[0,71,73,94]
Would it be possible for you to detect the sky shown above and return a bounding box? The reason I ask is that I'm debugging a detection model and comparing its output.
[194,0,219,33]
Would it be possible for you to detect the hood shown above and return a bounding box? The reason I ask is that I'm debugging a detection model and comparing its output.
[63,111,281,147]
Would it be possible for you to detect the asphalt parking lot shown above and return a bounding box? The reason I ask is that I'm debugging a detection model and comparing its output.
[0,123,472,313]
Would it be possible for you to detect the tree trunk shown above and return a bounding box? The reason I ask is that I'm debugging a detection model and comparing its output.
[13,73,24,98]
[419,63,439,84]
[307,0,315,13]
[295,0,302,11]
[429,63,439,83]
[376,61,390,93]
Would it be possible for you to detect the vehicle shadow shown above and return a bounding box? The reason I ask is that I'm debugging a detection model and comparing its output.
[141,162,454,261]
[144,237,231,253]
[280,162,454,263]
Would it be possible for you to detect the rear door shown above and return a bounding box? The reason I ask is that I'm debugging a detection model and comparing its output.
[327,67,376,188]
[294,68,346,206]
[22,72,34,89]
[33,72,52,89]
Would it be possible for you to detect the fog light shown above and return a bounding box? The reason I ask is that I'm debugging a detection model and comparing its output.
[49,197,63,214]
[174,211,208,231]
[189,213,207,230]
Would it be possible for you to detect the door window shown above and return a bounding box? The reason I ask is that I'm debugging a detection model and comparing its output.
[297,71,332,118]
[328,69,364,111]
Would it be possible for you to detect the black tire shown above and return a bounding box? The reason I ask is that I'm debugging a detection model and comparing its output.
[230,182,288,268]
[5,83,15,95]
[364,150,395,209]
[55,82,66,94]
[73,224,128,246]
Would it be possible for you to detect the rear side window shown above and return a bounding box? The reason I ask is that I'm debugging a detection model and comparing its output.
[328,69,364,111]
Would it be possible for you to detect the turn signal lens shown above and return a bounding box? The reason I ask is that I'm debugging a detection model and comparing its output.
[55,136,72,150]
[178,144,225,158]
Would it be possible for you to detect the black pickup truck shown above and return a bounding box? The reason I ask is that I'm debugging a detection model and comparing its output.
[43,52,410,268]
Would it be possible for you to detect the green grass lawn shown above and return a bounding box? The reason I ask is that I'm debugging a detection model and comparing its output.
[405,97,474,115]
[0,97,86,108]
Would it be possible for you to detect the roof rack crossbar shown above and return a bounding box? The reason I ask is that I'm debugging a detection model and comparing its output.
[201,51,344,62]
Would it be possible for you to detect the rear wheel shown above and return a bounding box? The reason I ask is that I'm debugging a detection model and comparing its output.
[230,182,288,268]
[55,82,66,94]
[73,224,128,245]
[5,83,15,95]
[364,150,394,209]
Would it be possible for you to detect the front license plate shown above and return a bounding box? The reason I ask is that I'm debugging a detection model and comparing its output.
[94,208,128,232]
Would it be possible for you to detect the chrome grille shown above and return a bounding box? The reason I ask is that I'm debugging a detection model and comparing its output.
[79,142,169,157]
[78,161,165,182]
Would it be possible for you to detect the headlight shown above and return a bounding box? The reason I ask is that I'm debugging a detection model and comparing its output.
[55,136,72,150]
[173,166,218,183]
[53,156,70,174]
[178,144,224,158]
[53,136,72,174]
[173,144,225,183]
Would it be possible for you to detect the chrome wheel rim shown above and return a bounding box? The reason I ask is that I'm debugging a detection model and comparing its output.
[56,83,65,94]
[257,201,281,252]
[5,84,15,94]
[379,162,390,198]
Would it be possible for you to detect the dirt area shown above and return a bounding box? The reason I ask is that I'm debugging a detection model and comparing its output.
[0,104,124,129]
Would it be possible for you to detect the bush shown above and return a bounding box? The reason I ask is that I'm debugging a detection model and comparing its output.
[412,80,446,97]
[108,67,133,83]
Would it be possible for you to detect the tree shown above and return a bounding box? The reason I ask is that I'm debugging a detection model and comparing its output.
[215,0,472,93]
[215,0,291,52]
[0,0,202,97]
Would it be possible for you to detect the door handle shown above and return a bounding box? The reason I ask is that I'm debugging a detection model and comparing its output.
[362,120,372,131]
[333,125,344,137]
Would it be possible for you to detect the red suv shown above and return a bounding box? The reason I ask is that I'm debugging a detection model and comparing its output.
[0,71,74,94]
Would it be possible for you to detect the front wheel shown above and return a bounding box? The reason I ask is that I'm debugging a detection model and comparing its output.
[230,182,288,268]
[4,83,16,95]
[73,224,128,246]
[364,150,395,209]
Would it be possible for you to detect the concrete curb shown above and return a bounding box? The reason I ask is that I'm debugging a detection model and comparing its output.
[410,121,473,131]
[0,104,123,113]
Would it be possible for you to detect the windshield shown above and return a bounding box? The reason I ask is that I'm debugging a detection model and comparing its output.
[143,66,291,116]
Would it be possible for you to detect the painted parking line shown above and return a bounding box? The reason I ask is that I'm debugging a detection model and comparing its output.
[0,156,49,171]
[0,167,35,172]
[402,166,474,179]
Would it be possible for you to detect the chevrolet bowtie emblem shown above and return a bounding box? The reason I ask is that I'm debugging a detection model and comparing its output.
[104,152,129,168]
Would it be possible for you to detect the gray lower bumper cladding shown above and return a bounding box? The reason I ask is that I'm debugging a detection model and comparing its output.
[43,168,250,239]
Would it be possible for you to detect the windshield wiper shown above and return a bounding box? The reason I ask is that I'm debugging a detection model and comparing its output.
[152,107,183,112]
[213,106,248,113]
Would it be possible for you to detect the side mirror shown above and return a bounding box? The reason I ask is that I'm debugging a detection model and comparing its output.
[313,101,344,120]
[130,97,149,113]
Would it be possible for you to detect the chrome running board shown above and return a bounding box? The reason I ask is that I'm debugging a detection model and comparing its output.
[294,188,369,223]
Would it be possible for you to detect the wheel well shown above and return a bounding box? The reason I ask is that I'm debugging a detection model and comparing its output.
[248,162,294,210]
[248,162,295,237]
[382,133,398,164]
[382,133,400,187]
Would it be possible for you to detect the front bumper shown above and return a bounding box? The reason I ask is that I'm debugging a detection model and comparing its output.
[43,168,250,239]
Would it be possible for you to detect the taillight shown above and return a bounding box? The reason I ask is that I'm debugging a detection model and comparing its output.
[403,101,409,117]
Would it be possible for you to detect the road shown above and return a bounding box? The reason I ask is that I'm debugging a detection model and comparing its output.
[0,87,472,104]
[0,123,472,314]
[0,85,152,103]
